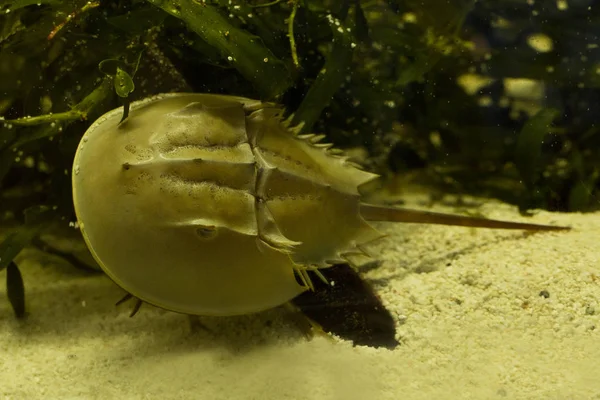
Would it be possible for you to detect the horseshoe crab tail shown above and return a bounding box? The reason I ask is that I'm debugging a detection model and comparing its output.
[359,203,570,231]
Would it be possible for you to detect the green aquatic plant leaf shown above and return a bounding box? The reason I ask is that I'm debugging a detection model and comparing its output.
[2,0,60,11]
[114,67,135,98]
[145,0,292,99]
[353,2,370,43]
[0,228,38,273]
[105,6,167,35]
[98,58,127,76]
[291,5,357,132]
[7,78,114,149]
[0,205,56,273]
[1,206,57,318]
[515,108,560,189]
[98,54,140,122]
[6,262,25,318]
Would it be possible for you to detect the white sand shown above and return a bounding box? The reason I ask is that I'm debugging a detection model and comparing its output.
[1,196,599,400]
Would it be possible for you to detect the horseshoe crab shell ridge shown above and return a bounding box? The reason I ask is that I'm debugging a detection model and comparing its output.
[72,93,384,317]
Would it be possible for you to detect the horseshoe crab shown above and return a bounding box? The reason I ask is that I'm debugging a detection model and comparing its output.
[71,93,568,320]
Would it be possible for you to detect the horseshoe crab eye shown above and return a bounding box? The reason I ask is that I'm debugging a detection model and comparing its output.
[196,225,218,239]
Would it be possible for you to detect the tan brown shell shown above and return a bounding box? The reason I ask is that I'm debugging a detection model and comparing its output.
[72,93,383,316]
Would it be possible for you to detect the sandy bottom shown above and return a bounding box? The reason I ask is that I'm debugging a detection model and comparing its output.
[1,195,599,400]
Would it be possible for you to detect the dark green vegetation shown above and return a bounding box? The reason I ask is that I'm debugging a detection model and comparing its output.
[0,1,597,335]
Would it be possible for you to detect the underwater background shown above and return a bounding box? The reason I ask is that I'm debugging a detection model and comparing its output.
[1,1,600,399]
